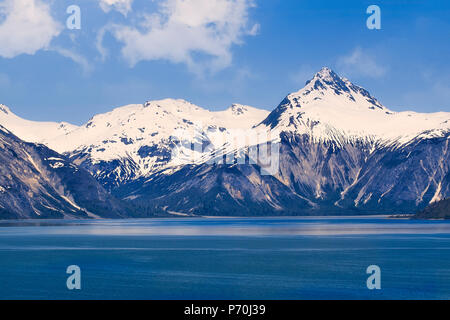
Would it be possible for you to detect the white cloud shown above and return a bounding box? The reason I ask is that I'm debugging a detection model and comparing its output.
[99,0,134,16]
[102,0,259,73]
[0,0,62,58]
[337,47,388,79]
[96,25,113,61]
[51,47,92,75]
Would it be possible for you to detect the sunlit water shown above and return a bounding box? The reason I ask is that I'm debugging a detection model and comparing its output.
[0,216,449,300]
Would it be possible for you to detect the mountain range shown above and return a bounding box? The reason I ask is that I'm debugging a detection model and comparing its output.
[0,67,449,218]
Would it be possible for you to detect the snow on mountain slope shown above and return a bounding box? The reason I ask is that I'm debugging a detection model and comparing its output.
[0,104,78,144]
[1,67,448,195]
[259,67,450,146]
[47,99,268,154]
[123,68,449,215]
[213,103,270,129]
[34,99,270,185]
[0,99,267,162]
[0,67,449,216]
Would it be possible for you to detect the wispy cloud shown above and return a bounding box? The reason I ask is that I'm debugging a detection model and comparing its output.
[0,0,62,58]
[337,47,388,79]
[194,66,257,97]
[96,25,111,62]
[50,47,93,75]
[99,0,259,74]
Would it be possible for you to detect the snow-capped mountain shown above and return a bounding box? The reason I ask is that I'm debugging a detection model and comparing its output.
[0,67,449,216]
[0,99,269,189]
[109,68,449,215]
[48,99,268,154]
[259,67,450,146]
[42,99,269,188]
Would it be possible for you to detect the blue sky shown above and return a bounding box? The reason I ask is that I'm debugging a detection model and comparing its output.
[0,0,449,124]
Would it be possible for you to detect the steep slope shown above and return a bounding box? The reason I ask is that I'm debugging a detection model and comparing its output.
[115,130,449,215]
[0,125,130,219]
[44,99,269,189]
[259,67,449,145]
[114,162,313,216]
[248,68,450,213]
[273,131,449,214]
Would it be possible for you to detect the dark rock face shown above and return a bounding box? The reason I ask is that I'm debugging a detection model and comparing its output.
[114,163,312,216]
[0,126,130,219]
[277,132,447,214]
[415,198,450,219]
[5,126,445,218]
[109,131,449,216]
[335,134,449,214]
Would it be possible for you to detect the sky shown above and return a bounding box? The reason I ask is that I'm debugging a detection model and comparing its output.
[0,0,449,124]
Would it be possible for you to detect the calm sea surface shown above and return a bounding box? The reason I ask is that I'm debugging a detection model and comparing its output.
[0,216,449,300]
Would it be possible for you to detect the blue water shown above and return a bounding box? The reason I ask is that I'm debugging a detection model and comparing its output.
[0,216,449,300]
